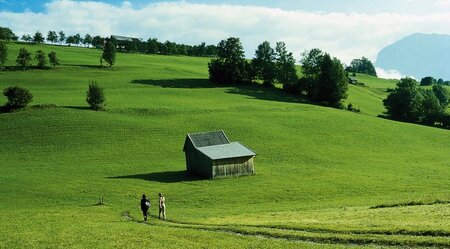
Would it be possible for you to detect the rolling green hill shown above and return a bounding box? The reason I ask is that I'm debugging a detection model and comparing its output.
[1,43,449,248]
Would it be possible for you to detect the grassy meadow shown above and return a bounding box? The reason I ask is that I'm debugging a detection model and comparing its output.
[0,43,449,248]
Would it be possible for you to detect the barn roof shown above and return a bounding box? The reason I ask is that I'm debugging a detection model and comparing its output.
[197,142,256,160]
[184,130,230,150]
[111,35,138,42]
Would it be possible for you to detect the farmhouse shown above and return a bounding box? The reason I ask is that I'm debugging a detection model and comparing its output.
[183,130,256,179]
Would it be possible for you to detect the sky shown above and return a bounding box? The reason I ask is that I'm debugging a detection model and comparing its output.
[1,0,450,78]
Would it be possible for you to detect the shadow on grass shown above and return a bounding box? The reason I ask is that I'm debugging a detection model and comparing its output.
[225,84,307,104]
[0,66,52,71]
[62,106,92,110]
[131,78,218,88]
[132,78,307,104]
[65,64,103,69]
[108,170,205,183]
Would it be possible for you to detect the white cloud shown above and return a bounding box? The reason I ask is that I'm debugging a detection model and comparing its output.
[435,0,450,8]
[1,0,450,64]
[376,68,406,80]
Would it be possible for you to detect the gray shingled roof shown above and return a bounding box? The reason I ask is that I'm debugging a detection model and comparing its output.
[197,142,256,160]
[111,35,138,42]
[187,130,230,148]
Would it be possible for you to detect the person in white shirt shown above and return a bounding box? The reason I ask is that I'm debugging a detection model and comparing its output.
[158,193,166,220]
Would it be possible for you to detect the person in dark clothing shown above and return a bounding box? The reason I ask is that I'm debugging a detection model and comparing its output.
[140,194,150,221]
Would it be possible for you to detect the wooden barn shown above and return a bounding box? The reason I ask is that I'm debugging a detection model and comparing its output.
[183,130,256,179]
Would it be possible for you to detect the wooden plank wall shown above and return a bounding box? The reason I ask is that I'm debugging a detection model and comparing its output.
[212,157,254,178]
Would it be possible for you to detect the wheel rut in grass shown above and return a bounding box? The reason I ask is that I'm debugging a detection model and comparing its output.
[122,211,450,248]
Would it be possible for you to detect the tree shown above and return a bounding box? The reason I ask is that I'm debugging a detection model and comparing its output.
[3,86,33,109]
[21,34,32,43]
[16,48,32,70]
[92,36,104,48]
[83,34,93,47]
[58,31,66,44]
[383,78,423,121]
[274,41,298,92]
[86,81,105,110]
[298,48,324,99]
[101,39,116,67]
[0,27,18,41]
[48,51,60,67]
[208,37,251,84]
[420,76,436,86]
[147,38,159,54]
[432,84,449,109]
[73,33,81,46]
[35,50,47,68]
[346,57,377,77]
[66,35,75,45]
[298,49,348,106]
[252,41,276,87]
[421,89,442,124]
[317,54,348,106]
[47,31,58,44]
[0,41,7,70]
[33,31,44,44]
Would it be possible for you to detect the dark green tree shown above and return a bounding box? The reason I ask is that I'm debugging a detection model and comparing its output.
[33,31,44,44]
[346,57,377,77]
[298,48,324,99]
[16,48,32,70]
[86,81,106,110]
[66,35,75,45]
[317,54,348,106]
[92,36,104,48]
[0,27,18,41]
[35,50,47,68]
[147,38,159,54]
[47,31,58,44]
[83,34,92,47]
[275,41,298,92]
[208,37,251,84]
[421,89,442,124]
[101,39,116,67]
[48,51,60,67]
[420,76,436,86]
[58,31,66,44]
[0,41,7,70]
[73,33,82,46]
[432,84,449,109]
[3,86,33,109]
[252,41,276,87]
[21,34,32,43]
[383,78,423,121]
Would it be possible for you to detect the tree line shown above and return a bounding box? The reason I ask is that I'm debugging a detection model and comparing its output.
[208,37,349,107]
[384,77,449,129]
[0,27,217,57]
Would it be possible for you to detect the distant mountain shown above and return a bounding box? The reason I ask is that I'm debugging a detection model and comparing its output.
[376,33,450,80]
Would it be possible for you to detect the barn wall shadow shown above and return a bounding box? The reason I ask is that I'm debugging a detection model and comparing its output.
[108,170,205,183]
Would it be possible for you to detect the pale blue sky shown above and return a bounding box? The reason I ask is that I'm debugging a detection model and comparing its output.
[1,0,449,14]
[1,0,449,78]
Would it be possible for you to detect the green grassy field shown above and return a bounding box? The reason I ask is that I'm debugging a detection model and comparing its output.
[0,43,449,248]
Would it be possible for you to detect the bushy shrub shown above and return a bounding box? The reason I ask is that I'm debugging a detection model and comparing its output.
[86,81,105,110]
[3,86,33,109]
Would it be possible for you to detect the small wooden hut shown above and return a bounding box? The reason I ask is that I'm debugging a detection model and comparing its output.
[183,130,256,179]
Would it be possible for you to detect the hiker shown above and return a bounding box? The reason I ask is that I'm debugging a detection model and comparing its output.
[158,193,166,220]
[140,194,150,221]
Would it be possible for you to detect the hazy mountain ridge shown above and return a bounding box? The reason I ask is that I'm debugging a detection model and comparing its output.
[376,33,450,80]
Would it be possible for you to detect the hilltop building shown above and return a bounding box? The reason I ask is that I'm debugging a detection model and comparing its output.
[183,130,256,179]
